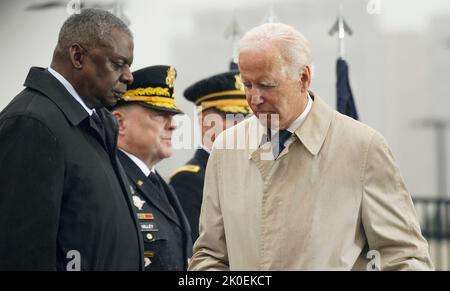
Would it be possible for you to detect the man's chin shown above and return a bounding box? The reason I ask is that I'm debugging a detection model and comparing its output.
[103,96,119,108]
[161,150,173,159]
[161,142,173,154]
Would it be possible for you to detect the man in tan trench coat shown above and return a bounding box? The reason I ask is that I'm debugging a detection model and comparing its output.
[188,23,433,271]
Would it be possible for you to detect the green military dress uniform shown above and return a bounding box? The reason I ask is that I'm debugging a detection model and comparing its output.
[113,65,192,270]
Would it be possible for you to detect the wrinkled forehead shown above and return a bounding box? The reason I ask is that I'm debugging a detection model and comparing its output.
[239,47,287,80]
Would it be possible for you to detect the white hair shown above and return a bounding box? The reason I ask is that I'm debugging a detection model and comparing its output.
[238,23,312,79]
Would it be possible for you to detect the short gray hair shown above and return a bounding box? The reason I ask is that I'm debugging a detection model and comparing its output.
[55,8,132,54]
[238,23,312,79]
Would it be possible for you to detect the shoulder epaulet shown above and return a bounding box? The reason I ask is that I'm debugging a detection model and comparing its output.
[170,164,201,178]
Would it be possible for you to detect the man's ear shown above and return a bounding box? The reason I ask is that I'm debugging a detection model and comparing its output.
[69,43,85,70]
[112,110,126,135]
[299,65,311,93]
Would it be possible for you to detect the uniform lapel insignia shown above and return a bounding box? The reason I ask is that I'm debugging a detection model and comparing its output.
[132,195,146,210]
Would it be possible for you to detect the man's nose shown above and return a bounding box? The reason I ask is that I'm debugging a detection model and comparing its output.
[249,88,264,106]
[121,65,134,84]
[166,116,176,131]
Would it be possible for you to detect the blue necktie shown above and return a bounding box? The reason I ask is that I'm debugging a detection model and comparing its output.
[273,130,292,158]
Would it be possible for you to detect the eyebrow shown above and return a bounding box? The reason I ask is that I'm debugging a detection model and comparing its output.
[260,80,277,85]
[111,55,133,66]
[242,79,277,85]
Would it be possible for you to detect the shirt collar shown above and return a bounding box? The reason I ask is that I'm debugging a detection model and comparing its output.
[119,149,151,177]
[271,93,313,137]
[48,67,95,116]
[287,93,313,133]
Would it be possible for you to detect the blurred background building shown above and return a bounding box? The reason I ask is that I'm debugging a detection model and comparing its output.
[0,0,449,269]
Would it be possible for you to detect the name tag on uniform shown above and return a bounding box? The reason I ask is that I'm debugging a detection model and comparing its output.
[140,221,159,232]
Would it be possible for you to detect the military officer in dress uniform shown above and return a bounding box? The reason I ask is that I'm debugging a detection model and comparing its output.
[169,70,252,242]
[111,65,192,270]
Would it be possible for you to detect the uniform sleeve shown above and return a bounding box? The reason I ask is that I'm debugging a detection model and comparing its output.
[361,131,434,270]
[170,171,203,241]
[0,115,64,270]
[188,148,229,271]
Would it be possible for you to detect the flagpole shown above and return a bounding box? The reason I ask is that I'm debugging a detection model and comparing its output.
[329,4,353,59]
[330,5,358,120]
[338,4,345,59]
[225,10,242,70]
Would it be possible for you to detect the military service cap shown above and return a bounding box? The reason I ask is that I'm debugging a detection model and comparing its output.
[184,70,252,115]
[115,65,183,114]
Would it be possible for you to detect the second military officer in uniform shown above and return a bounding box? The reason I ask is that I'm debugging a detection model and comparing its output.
[169,70,252,242]
[111,65,192,270]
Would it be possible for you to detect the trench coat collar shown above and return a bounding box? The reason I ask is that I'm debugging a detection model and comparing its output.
[24,67,88,126]
[293,91,334,156]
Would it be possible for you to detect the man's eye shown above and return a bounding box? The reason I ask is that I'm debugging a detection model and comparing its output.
[260,84,275,89]
[113,61,125,68]
[243,83,252,89]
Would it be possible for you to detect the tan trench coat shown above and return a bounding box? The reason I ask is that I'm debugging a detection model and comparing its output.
[189,93,433,271]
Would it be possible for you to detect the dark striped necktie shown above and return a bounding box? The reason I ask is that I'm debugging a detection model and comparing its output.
[273,129,292,158]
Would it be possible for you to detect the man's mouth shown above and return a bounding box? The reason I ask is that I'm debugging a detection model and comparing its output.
[113,90,125,98]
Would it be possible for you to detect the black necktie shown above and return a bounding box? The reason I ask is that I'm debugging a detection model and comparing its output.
[148,172,173,209]
[148,172,179,222]
[148,172,164,193]
[90,112,106,143]
[148,172,170,205]
[273,130,292,158]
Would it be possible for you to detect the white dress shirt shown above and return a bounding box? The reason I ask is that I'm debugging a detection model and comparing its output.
[270,93,313,147]
[48,67,95,116]
[119,149,156,176]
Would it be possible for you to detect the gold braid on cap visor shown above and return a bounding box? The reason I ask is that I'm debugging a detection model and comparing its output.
[194,90,246,105]
[122,87,178,109]
[198,98,253,114]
